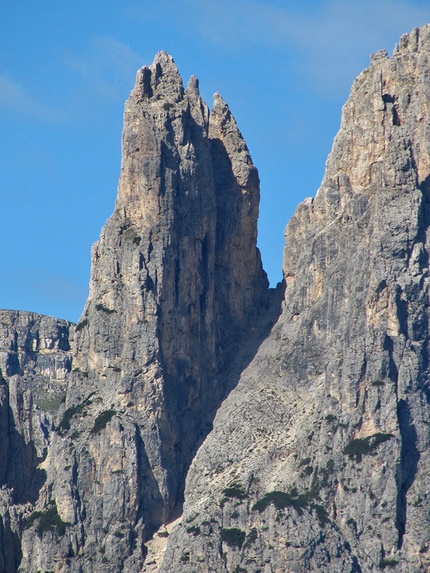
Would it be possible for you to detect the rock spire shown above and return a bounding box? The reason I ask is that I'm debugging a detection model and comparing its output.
[3,24,430,573]
[4,52,272,572]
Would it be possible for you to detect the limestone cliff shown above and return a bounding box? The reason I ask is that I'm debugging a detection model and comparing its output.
[0,311,73,573]
[159,26,430,573]
[2,25,430,573]
[8,52,272,573]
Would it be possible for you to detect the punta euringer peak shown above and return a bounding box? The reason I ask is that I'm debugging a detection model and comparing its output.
[2,26,430,573]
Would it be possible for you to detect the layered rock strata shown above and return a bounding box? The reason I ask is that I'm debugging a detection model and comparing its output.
[159,25,430,573]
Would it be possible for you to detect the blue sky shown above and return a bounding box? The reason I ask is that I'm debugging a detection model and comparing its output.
[2,0,430,322]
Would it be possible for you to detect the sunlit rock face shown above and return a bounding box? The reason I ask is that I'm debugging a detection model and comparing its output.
[4,24,430,573]
[6,52,272,573]
[159,25,430,573]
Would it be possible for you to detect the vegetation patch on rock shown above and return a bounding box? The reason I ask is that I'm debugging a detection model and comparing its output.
[90,409,116,434]
[57,392,95,435]
[379,558,399,568]
[220,527,246,548]
[24,502,69,537]
[95,303,116,314]
[343,433,394,462]
[222,483,247,500]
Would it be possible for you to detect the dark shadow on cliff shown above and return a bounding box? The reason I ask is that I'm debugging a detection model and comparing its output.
[157,108,285,521]
[0,376,46,505]
[0,374,47,572]
[132,109,284,524]
[164,283,284,522]
[0,515,22,573]
[5,412,47,505]
[135,426,166,540]
[396,399,419,549]
[419,174,430,232]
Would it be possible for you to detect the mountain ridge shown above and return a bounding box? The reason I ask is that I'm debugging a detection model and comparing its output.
[1,26,430,572]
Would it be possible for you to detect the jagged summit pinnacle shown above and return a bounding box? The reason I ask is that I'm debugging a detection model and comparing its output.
[132,50,184,102]
[186,74,199,95]
[17,50,270,573]
[152,49,174,66]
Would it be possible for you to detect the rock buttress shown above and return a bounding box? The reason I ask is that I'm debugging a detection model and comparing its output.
[160,25,430,573]
[18,52,271,572]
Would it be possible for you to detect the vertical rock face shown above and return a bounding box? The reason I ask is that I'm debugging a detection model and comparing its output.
[69,49,267,512]
[11,52,270,573]
[4,26,430,573]
[159,25,430,573]
[75,52,267,383]
[0,311,73,573]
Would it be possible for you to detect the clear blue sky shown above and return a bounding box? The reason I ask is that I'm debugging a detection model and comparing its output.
[2,0,430,322]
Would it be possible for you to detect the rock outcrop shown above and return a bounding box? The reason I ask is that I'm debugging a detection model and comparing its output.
[3,25,430,573]
[7,52,273,573]
[0,311,73,572]
[159,26,430,573]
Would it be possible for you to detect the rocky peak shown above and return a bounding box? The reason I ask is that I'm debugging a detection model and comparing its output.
[9,52,273,573]
[133,51,184,103]
[4,26,430,573]
[159,25,430,573]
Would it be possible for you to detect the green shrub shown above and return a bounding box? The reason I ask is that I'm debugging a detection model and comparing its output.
[379,558,399,568]
[343,433,394,462]
[243,528,258,548]
[75,318,88,332]
[57,392,95,435]
[222,483,247,500]
[24,503,69,537]
[319,459,335,487]
[220,528,246,548]
[72,368,88,378]
[302,465,313,476]
[186,525,201,536]
[252,486,330,527]
[252,490,312,514]
[95,304,116,314]
[371,380,385,387]
[311,504,329,527]
[91,410,116,435]
[162,102,174,110]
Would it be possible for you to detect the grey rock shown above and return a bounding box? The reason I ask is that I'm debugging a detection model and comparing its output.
[3,23,430,573]
[0,311,73,572]
[160,24,430,573]
[12,52,273,573]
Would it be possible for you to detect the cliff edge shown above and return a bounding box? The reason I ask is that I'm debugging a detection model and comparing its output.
[2,25,430,573]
